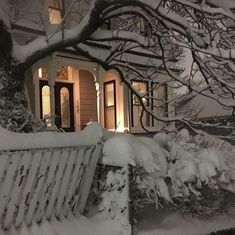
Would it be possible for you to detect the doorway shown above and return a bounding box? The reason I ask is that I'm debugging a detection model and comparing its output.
[40,80,74,132]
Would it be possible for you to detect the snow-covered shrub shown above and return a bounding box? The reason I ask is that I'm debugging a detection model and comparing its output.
[86,164,130,234]
[102,129,235,218]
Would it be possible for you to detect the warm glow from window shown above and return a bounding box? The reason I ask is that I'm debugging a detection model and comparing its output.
[41,85,51,127]
[104,83,115,107]
[60,87,70,128]
[49,7,62,24]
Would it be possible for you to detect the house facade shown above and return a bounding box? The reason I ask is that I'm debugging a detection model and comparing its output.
[10,0,175,133]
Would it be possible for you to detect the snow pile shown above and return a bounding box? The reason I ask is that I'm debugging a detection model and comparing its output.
[95,167,131,234]
[87,166,131,235]
[7,216,125,235]
[0,122,103,150]
[103,129,235,216]
[137,212,235,235]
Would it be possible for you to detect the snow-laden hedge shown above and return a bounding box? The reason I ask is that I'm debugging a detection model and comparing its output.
[102,129,235,217]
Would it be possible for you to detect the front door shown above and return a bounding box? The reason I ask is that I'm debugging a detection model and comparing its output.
[40,80,74,132]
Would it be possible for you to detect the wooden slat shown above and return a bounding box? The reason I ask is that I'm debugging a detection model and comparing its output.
[0,153,22,226]
[72,148,93,215]
[35,150,61,223]
[63,149,85,217]
[55,149,77,218]
[76,144,102,214]
[25,151,50,226]
[0,153,9,183]
[46,149,69,220]
[15,151,43,227]
[3,151,31,229]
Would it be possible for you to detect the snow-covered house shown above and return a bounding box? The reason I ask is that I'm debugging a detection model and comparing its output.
[10,0,174,133]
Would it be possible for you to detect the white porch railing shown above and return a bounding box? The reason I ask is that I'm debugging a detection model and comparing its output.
[0,142,102,231]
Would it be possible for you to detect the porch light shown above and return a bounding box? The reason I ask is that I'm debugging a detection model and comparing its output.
[38,68,42,78]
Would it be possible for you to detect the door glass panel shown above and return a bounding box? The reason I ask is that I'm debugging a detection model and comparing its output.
[60,87,70,128]
[132,81,149,127]
[42,85,51,118]
[104,81,116,129]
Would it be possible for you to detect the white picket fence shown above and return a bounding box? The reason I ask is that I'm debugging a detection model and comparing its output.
[0,143,102,231]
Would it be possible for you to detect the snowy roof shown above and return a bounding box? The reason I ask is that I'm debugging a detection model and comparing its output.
[177,93,233,119]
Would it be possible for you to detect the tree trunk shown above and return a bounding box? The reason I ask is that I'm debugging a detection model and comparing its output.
[0,20,35,132]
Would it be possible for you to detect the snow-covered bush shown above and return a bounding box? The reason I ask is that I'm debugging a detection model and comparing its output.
[102,130,235,218]
[86,164,131,234]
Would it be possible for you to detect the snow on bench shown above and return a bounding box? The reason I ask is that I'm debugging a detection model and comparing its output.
[0,123,103,231]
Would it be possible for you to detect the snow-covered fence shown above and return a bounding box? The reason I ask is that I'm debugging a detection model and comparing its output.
[0,125,104,231]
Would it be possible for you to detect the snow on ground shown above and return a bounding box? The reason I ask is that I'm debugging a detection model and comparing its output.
[136,212,235,235]
[10,216,126,235]
[1,125,235,235]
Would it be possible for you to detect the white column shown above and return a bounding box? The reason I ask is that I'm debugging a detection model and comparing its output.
[97,68,105,127]
[48,59,57,129]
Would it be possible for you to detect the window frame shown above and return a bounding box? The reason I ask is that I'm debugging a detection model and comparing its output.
[130,80,151,128]
[103,80,117,130]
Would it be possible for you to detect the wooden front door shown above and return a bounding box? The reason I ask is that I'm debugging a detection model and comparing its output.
[40,80,74,132]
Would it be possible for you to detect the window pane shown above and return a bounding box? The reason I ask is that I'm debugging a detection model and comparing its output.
[105,107,115,129]
[42,85,51,118]
[57,67,68,80]
[132,81,147,105]
[131,81,149,127]
[60,87,70,128]
[104,81,116,129]
[104,82,114,107]
[48,7,61,24]
[38,67,48,79]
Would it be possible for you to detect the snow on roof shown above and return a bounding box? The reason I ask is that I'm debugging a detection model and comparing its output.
[177,93,233,119]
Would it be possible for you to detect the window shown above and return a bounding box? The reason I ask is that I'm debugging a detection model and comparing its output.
[38,67,48,79]
[104,81,116,130]
[48,7,62,24]
[48,0,62,24]
[131,81,167,129]
[131,81,150,127]
[57,66,68,80]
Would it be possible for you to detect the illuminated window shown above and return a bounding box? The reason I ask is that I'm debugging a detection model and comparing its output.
[57,66,68,80]
[60,87,70,128]
[131,81,150,127]
[38,67,48,79]
[104,81,116,129]
[48,7,62,24]
[41,85,51,127]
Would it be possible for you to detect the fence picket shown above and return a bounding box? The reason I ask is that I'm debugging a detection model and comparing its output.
[55,149,77,218]
[15,151,43,228]
[3,151,31,229]
[35,150,61,223]
[63,149,85,217]
[77,143,102,214]
[0,154,9,184]
[46,149,69,220]
[25,151,51,226]
[0,153,22,227]
[71,148,93,215]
